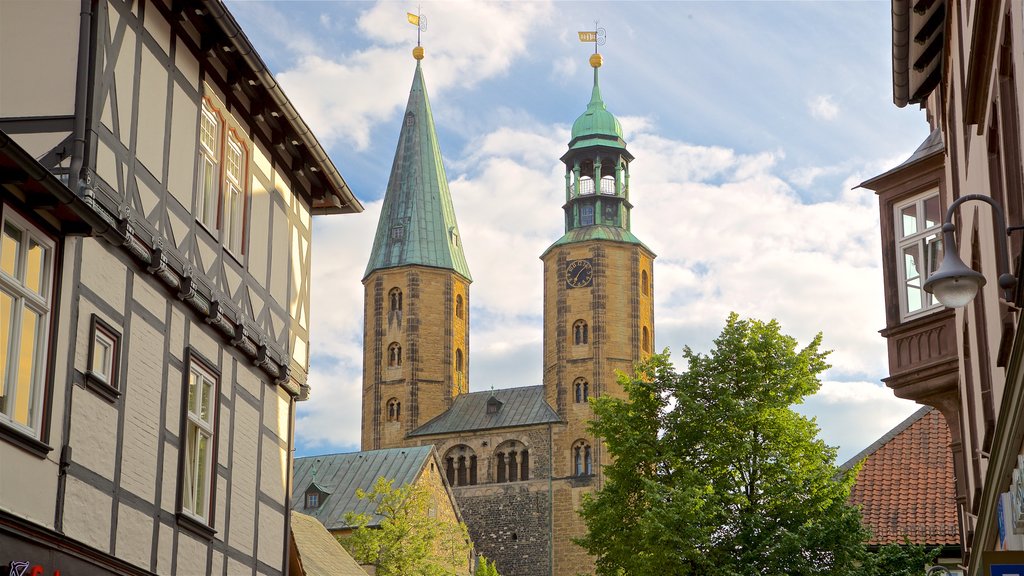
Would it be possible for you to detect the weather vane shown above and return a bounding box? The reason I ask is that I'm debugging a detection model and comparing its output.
[577,20,607,54]
[407,8,427,47]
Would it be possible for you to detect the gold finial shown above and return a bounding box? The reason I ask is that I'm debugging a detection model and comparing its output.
[413,46,424,60]
[578,22,606,67]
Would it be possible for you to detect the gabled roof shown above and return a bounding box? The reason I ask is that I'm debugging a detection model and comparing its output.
[409,386,561,437]
[844,407,960,547]
[292,446,435,531]
[363,61,471,280]
[289,511,367,576]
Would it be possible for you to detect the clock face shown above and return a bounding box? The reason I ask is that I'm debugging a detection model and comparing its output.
[565,259,594,288]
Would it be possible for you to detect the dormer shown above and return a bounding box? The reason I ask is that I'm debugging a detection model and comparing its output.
[486,396,503,415]
[303,481,330,510]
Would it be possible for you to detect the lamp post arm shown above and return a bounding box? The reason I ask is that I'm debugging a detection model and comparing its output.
[945,194,1017,292]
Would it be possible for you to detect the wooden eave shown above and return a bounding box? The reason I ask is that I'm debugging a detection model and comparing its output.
[0,130,106,236]
[156,0,363,216]
[962,1,1001,130]
[892,0,948,107]
[860,147,944,193]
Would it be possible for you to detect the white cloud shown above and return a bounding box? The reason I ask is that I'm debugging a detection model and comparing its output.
[274,1,554,150]
[809,94,840,121]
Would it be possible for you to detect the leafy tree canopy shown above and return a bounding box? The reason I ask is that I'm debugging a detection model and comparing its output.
[340,476,471,576]
[577,313,871,576]
[476,555,502,576]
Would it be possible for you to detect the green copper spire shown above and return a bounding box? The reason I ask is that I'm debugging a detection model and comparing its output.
[569,64,626,150]
[364,61,471,281]
[543,53,652,258]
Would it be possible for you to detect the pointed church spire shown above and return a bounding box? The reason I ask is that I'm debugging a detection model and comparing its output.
[364,55,471,280]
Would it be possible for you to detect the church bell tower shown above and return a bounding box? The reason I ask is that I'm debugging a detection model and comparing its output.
[542,50,655,416]
[361,46,471,450]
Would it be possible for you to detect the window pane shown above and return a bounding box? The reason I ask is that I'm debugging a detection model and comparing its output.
[2,222,22,279]
[200,157,217,226]
[0,291,13,416]
[924,195,941,230]
[195,432,209,517]
[200,379,212,423]
[903,244,921,281]
[185,424,198,512]
[901,204,918,237]
[92,336,111,380]
[926,234,943,276]
[14,307,40,426]
[25,239,48,297]
[188,370,199,416]
[226,140,242,182]
[200,109,218,153]
[226,184,242,252]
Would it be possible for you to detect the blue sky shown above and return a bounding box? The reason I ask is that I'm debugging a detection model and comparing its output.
[226,1,932,463]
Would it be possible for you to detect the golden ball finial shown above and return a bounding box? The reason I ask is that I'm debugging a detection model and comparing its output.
[589,53,603,68]
[413,46,424,60]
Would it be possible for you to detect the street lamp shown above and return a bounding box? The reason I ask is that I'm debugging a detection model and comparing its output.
[923,194,1017,308]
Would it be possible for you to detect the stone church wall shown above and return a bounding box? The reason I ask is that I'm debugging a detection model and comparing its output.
[455,481,551,576]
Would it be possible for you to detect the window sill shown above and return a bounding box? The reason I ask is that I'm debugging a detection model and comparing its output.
[0,422,52,459]
[176,512,217,540]
[84,371,121,404]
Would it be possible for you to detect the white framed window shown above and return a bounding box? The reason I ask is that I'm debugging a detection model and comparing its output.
[0,209,54,436]
[224,135,245,255]
[85,315,121,399]
[182,352,218,524]
[895,191,943,320]
[305,492,319,509]
[197,103,220,230]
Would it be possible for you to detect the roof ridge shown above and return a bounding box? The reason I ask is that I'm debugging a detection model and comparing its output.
[839,405,933,471]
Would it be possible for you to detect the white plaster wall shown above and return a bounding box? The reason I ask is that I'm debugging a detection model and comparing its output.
[69,386,118,481]
[176,531,208,575]
[229,399,259,555]
[257,501,284,570]
[79,238,128,309]
[0,1,77,116]
[63,475,113,552]
[115,504,154,569]
[119,319,165,502]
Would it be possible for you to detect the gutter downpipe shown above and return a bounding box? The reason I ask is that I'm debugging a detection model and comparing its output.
[56,0,95,532]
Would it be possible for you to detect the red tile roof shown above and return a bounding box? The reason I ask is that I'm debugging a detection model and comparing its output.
[845,407,960,546]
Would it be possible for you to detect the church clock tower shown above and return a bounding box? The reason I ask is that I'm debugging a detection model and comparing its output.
[541,51,656,572]
[361,47,471,450]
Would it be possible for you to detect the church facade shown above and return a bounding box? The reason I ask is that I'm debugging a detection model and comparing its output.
[359,48,654,576]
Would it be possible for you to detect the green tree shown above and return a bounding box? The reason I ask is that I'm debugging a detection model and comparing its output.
[861,541,941,576]
[475,555,501,576]
[340,476,471,576]
[577,313,871,576]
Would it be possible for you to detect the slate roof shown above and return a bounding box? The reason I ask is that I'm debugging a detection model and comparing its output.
[292,446,435,531]
[844,406,960,546]
[859,128,943,188]
[363,61,471,280]
[289,511,367,576]
[409,386,561,437]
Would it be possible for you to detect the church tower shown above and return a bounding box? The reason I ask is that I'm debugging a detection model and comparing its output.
[361,47,471,450]
[541,50,656,573]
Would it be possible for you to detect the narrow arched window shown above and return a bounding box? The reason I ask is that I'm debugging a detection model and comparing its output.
[469,455,478,485]
[520,450,529,481]
[641,270,649,296]
[389,288,403,313]
[388,342,402,367]
[574,378,589,403]
[457,456,467,486]
[455,294,464,319]
[455,349,463,373]
[642,327,650,353]
[573,440,592,476]
[446,457,455,486]
[496,453,506,483]
[573,319,588,345]
[508,451,518,482]
[600,175,616,195]
[579,175,595,195]
[386,398,401,422]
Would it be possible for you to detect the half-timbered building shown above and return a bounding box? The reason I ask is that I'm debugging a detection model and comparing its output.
[0,1,361,574]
